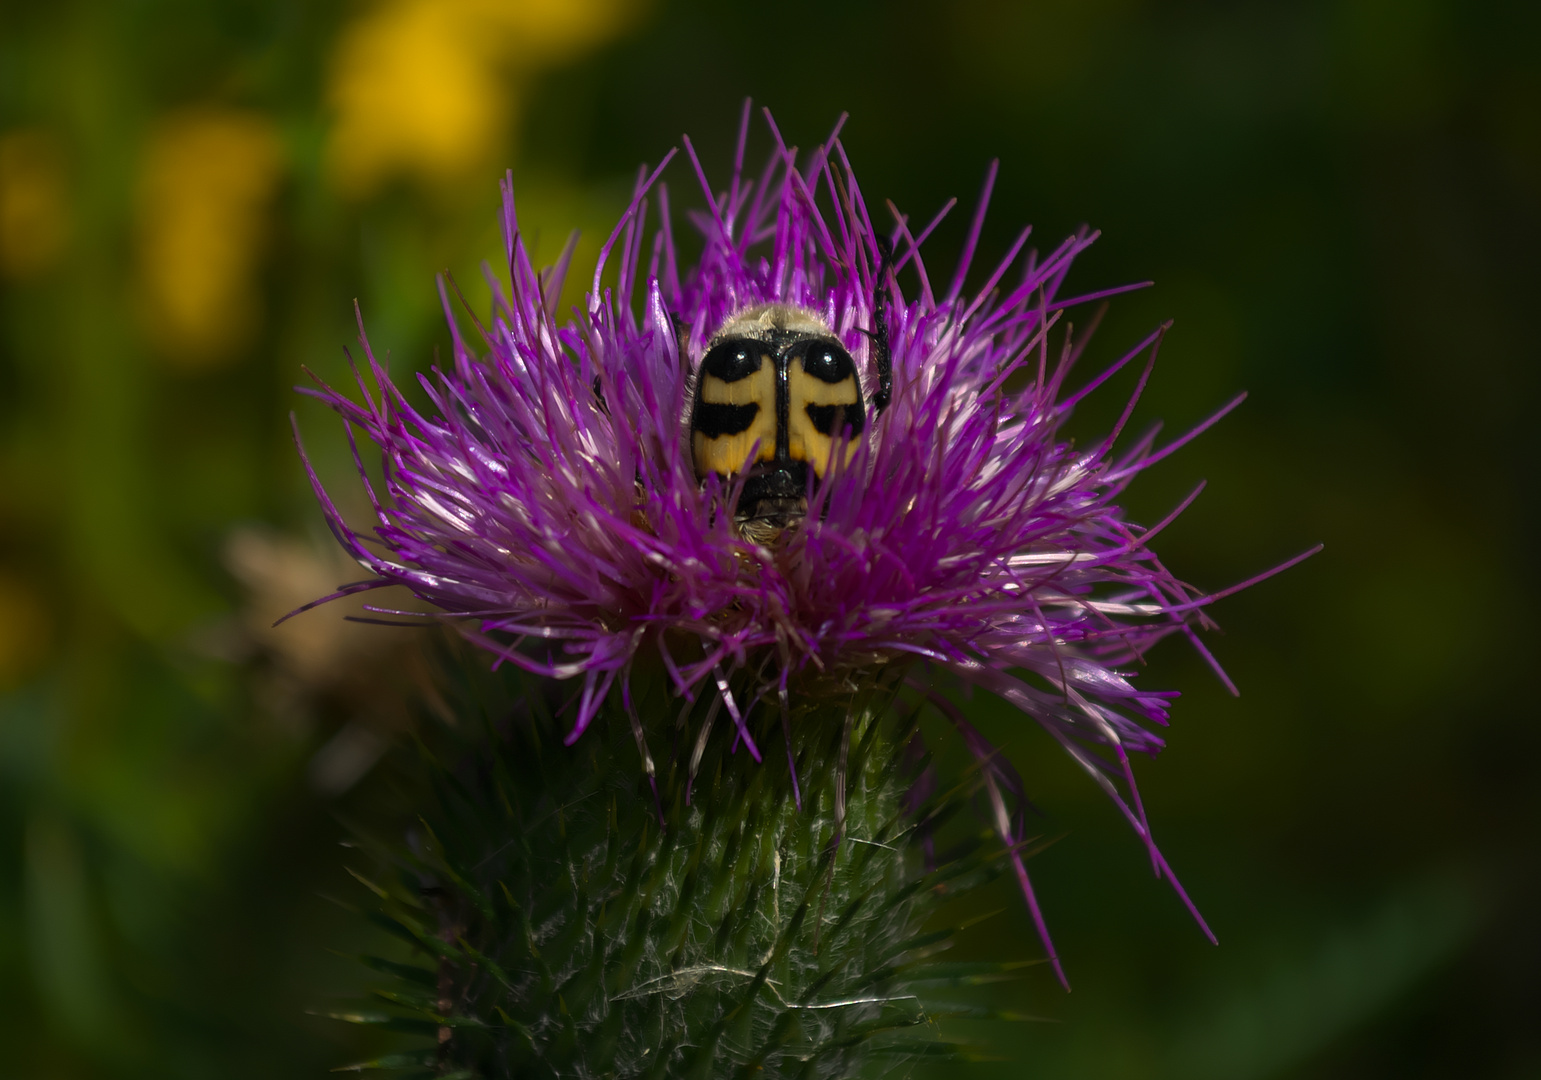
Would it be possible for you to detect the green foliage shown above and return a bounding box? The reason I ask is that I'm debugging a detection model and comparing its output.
[331,659,1020,1079]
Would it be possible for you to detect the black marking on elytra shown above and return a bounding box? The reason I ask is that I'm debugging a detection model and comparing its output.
[794,341,856,384]
[805,403,861,437]
[701,342,762,382]
[693,402,759,438]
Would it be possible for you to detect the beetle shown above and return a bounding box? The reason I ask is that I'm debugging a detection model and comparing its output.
[689,239,893,539]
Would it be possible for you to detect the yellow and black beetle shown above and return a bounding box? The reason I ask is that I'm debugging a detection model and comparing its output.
[689,240,893,537]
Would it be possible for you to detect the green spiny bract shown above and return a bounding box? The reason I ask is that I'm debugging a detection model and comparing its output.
[331,657,1023,1079]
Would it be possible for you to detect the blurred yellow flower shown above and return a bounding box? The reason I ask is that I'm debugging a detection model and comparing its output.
[0,128,69,280]
[135,109,284,368]
[325,0,639,197]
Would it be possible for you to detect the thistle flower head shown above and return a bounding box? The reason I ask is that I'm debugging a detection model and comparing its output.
[295,106,1314,982]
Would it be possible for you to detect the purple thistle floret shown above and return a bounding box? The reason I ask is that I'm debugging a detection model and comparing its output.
[293,106,1315,986]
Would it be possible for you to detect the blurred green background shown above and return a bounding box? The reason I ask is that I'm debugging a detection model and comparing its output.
[1,0,1537,1076]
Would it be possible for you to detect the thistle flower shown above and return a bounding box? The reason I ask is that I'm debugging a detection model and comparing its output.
[294,105,1314,985]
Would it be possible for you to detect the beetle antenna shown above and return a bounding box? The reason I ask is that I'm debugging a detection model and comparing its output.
[871,235,893,412]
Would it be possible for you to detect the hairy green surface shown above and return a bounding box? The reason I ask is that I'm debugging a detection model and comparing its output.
[330,660,1020,1079]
